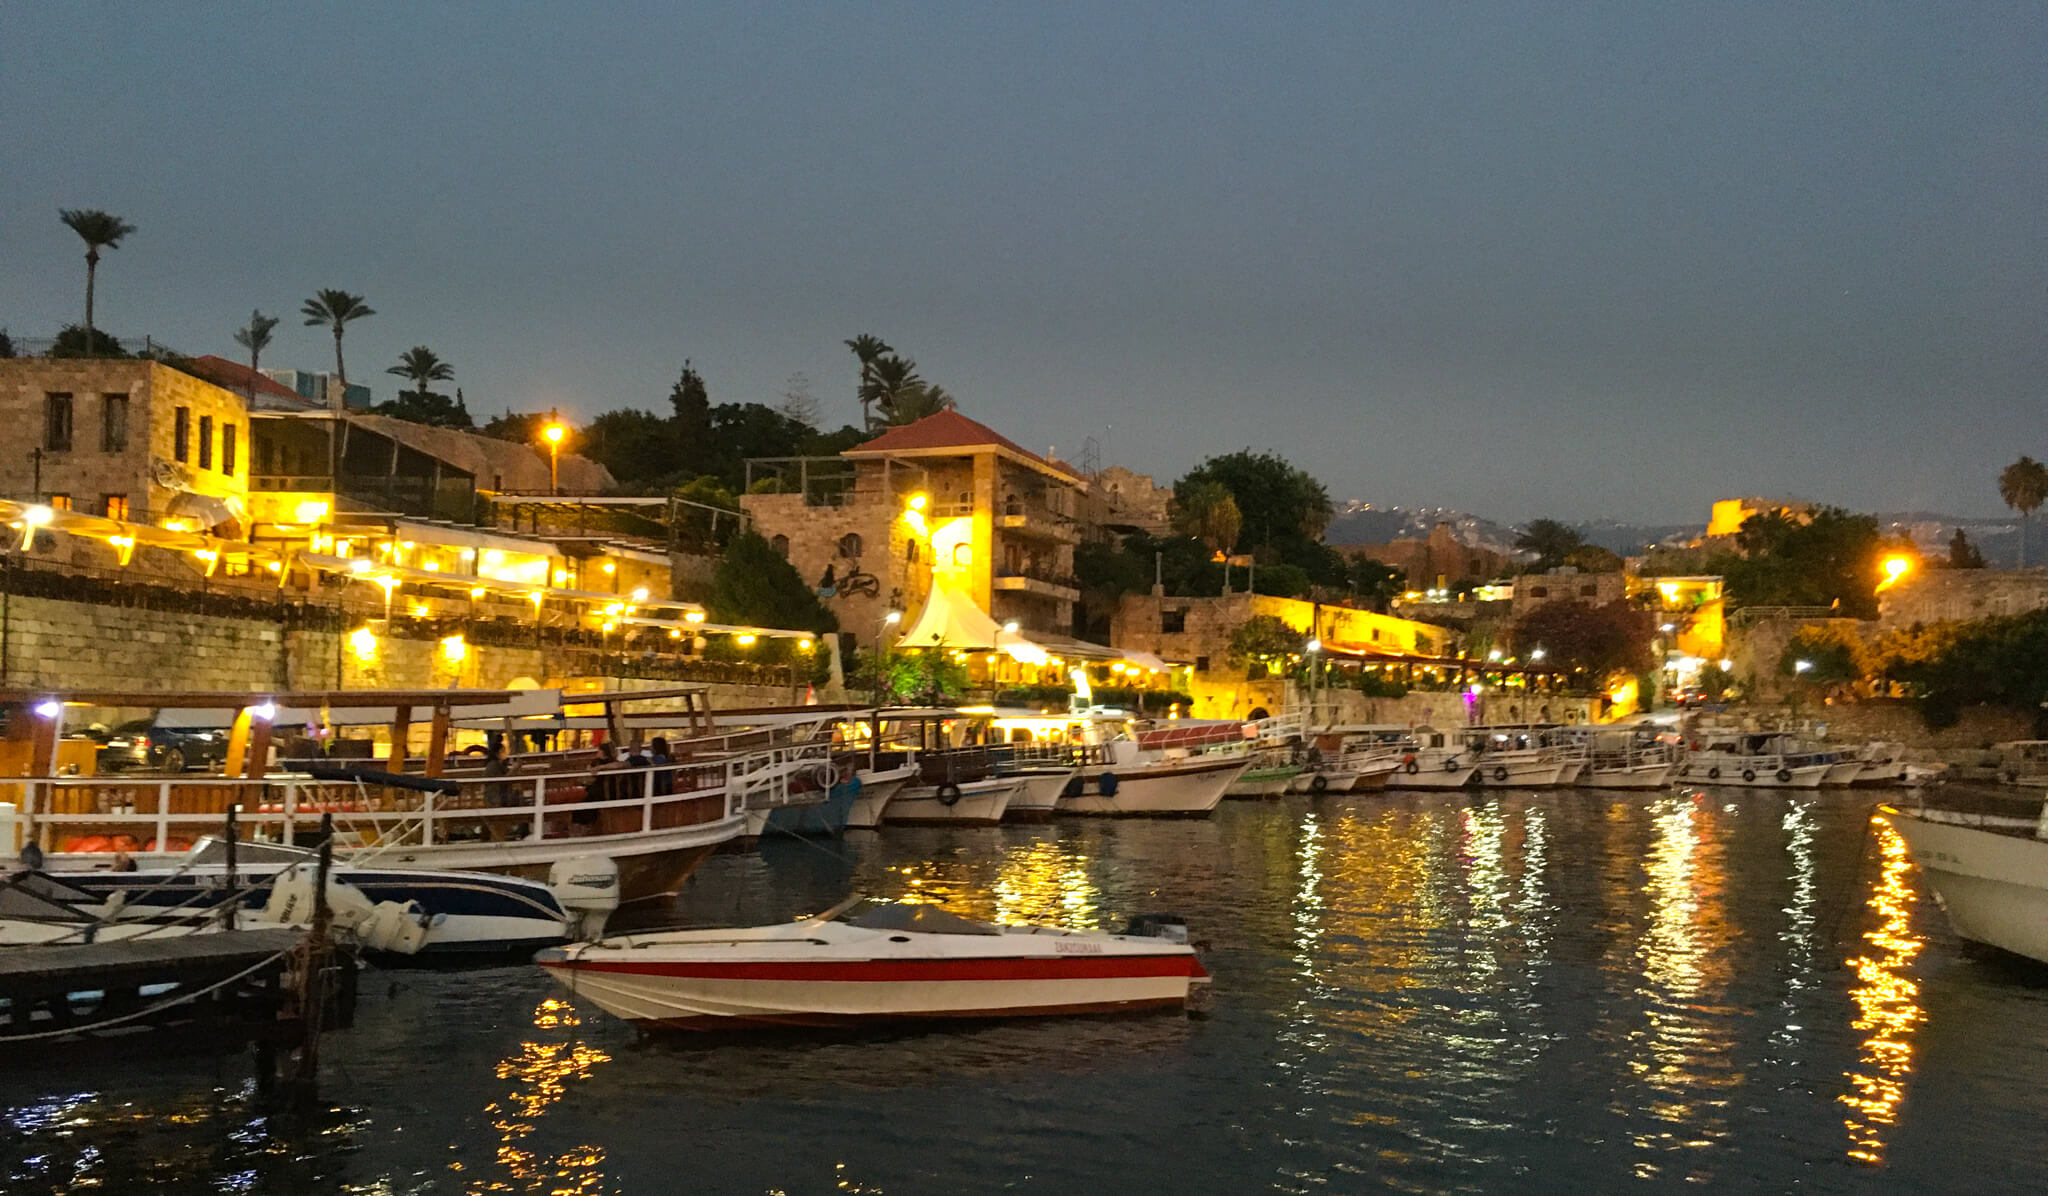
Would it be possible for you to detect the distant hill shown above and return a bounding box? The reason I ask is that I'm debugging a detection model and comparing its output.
[1324,505,1520,555]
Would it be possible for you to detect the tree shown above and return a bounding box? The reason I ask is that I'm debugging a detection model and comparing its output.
[58,209,136,358]
[1720,506,1886,618]
[370,389,473,428]
[1174,451,1333,569]
[0,328,13,358]
[864,355,924,425]
[1949,528,1986,569]
[668,359,716,476]
[1777,624,1866,688]
[844,334,893,430]
[883,382,955,425]
[49,325,128,358]
[581,408,676,486]
[1515,519,1584,571]
[386,345,455,400]
[1350,557,1406,609]
[480,411,549,443]
[708,530,839,635]
[1171,480,1243,554]
[1998,456,2048,567]
[778,372,820,429]
[232,310,279,399]
[1510,600,1654,685]
[1563,544,1624,574]
[1885,608,2048,731]
[300,289,374,388]
[1226,614,1307,670]
[1251,563,1311,598]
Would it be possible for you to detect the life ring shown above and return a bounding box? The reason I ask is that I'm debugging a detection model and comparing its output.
[1742,769,1757,783]
[1309,773,1330,793]
[1405,760,1420,775]
[1444,757,1461,771]
[1493,766,1509,783]
[1776,768,1793,783]
[1098,772,1120,797]
[1707,766,1721,781]
[936,783,963,806]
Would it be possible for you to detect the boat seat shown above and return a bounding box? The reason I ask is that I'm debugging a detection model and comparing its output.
[845,902,1002,936]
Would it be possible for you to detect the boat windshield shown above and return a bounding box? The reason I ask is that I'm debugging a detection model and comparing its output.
[844,901,1003,936]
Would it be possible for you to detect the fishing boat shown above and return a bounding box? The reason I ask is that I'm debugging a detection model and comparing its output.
[1883,789,2048,964]
[1220,713,1309,798]
[863,708,1024,826]
[847,763,918,830]
[1675,732,1832,788]
[1457,728,1570,788]
[1357,725,1478,790]
[535,898,1209,1030]
[1558,725,1679,790]
[977,711,1246,817]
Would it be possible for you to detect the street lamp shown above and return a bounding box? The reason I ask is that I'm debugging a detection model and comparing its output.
[1794,659,1813,675]
[541,418,567,495]
[874,609,904,703]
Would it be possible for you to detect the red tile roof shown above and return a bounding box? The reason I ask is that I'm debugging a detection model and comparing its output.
[847,409,1077,479]
[187,356,314,405]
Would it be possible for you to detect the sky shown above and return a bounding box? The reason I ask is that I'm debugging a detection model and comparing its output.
[3,3,2042,524]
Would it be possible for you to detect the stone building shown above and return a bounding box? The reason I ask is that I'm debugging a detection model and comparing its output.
[1877,569,2048,630]
[743,409,1087,644]
[1510,568,1626,619]
[1341,521,1508,589]
[1704,496,1814,540]
[1080,465,1172,541]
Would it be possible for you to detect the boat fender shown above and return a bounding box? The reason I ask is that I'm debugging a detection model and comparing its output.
[1098,772,1120,797]
[549,854,621,940]
[1776,768,1793,783]
[1742,768,1757,783]
[1707,766,1721,781]
[1062,774,1085,799]
[811,762,838,790]
[1444,756,1461,771]
[1309,773,1330,793]
[1493,766,1509,783]
[936,782,964,806]
[1405,760,1421,775]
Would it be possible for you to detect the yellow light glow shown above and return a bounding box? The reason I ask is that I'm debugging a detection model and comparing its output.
[552,569,570,586]
[542,423,566,445]
[349,558,371,574]
[458,547,476,560]
[601,561,615,575]
[400,540,415,551]
[952,543,973,567]
[685,610,705,623]
[409,602,430,618]
[265,560,282,573]
[423,560,440,572]
[440,634,467,663]
[1877,555,1913,593]
[601,620,616,633]
[799,639,814,651]
[736,633,757,646]
[483,549,504,567]
[668,628,682,639]
[528,591,545,606]
[23,505,54,527]
[1657,581,1681,601]
[603,602,624,616]
[349,626,378,661]
[470,586,486,599]
[631,587,649,602]
[293,499,330,524]
[908,493,928,511]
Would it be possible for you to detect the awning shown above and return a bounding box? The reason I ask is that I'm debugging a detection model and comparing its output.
[899,578,1002,651]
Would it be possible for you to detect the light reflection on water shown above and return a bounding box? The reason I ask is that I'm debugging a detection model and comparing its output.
[0,791,2040,1195]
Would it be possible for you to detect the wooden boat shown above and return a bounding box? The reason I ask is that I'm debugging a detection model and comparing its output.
[536,899,1208,1030]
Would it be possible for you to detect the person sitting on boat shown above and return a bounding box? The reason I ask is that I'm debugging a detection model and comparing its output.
[481,739,511,805]
[649,736,675,795]
[109,850,138,872]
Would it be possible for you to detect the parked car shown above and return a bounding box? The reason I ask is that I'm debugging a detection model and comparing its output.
[92,719,231,773]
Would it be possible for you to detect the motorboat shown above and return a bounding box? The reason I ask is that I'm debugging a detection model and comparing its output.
[1219,713,1309,798]
[1458,728,1570,788]
[993,765,1079,822]
[1358,725,1477,790]
[535,898,1209,1030]
[1558,725,1679,790]
[986,710,1247,817]
[887,776,1021,826]
[1883,788,2048,964]
[847,763,918,830]
[1676,732,1832,788]
[0,836,615,957]
[1225,753,1303,798]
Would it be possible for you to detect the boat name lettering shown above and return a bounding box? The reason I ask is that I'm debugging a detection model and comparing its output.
[1052,940,1105,954]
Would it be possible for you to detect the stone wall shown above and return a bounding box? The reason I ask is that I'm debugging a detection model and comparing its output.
[0,591,802,707]
[1877,569,2048,630]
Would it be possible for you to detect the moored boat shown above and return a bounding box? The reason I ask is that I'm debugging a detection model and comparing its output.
[1883,790,2048,964]
[535,899,1209,1030]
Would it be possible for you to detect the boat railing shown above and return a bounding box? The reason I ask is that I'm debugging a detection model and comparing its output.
[0,746,827,859]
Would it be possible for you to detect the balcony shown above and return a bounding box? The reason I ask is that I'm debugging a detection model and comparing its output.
[996,499,1079,543]
[993,570,1079,601]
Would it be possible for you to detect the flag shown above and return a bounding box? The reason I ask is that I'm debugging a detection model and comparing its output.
[804,685,817,706]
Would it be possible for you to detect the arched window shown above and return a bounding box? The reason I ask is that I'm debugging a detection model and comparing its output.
[770,534,789,558]
[838,532,863,559]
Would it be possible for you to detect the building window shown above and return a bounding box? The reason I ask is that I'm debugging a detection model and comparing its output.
[1371,628,1381,642]
[1529,585,1547,598]
[1161,608,1187,633]
[838,532,864,559]
[48,494,71,511]
[770,534,790,558]
[1195,655,1211,673]
[174,407,191,462]
[198,415,214,469]
[222,424,238,475]
[44,394,73,451]
[102,495,129,520]
[906,538,920,564]
[101,394,128,452]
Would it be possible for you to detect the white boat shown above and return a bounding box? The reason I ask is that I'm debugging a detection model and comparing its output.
[1356,725,1477,790]
[536,899,1209,1030]
[847,764,918,830]
[1559,726,1678,790]
[1226,756,1304,798]
[1219,713,1309,798]
[998,768,1078,822]
[1459,728,1569,788]
[886,776,1020,826]
[990,709,1247,817]
[1676,732,1832,788]
[1851,741,1914,786]
[1883,794,2048,964]
[1059,750,1247,817]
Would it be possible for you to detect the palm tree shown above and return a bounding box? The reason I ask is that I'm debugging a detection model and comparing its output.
[884,382,955,426]
[1998,456,2048,567]
[387,346,454,399]
[1514,518,1585,571]
[300,289,375,391]
[58,209,137,357]
[865,355,923,424]
[232,310,279,399]
[844,334,892,429]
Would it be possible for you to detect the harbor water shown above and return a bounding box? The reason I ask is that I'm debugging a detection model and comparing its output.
[6,788,2048,1193]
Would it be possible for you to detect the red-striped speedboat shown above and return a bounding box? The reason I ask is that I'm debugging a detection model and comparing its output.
[536,900,1208,1030]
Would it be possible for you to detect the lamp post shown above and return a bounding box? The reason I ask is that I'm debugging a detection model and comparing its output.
[541,416,566,495]
[875,609,902,703]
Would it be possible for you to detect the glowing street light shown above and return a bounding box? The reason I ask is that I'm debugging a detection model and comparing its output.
[1795,659,1813,674]
[541,416,567,494]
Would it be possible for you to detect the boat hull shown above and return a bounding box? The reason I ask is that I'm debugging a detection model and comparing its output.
[761,782,860,838]
[1001,771,1074,822]
[1471,760,1567,788]
[1884,807,2048,964]
[886,779,1017,826]
[1386,764,1477,790]
[1059,759,1246,817]
[1581,764,1674,790]
[539,952,1203,1028]
[846,769,914,830]
[1226,767,1300,798]
[1676,760,1831,788]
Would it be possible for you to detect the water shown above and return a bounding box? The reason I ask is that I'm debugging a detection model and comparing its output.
[7,789,2048,1194]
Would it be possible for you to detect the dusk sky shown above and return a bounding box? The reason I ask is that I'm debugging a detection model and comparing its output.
[4,3,2041,524]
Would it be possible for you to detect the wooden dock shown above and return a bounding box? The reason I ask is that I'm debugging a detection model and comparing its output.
[0,928,345,1050]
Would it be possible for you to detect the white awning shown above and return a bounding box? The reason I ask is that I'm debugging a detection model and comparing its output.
[899,579,1002,651]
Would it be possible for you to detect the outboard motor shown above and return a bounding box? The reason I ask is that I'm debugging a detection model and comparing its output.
[549,855,621,941]
[1122,913,1190,944]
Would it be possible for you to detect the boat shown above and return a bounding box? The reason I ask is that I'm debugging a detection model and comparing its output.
[1226,754,1303,798]
[1990,741,2048,788]
[863,708,1023,826]
[982,710,1246,817]
[535,898,1209,1030]
[1358,725,1478,790]
[1457,728,1569,788]
[993,765,1079,822]
[1883,788,2048,964]
[1675,732,1832,788]
[1220,712,1309,798]
[1559,725,1679,790]
[887,776,1021,826]
[847,763,917,829]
